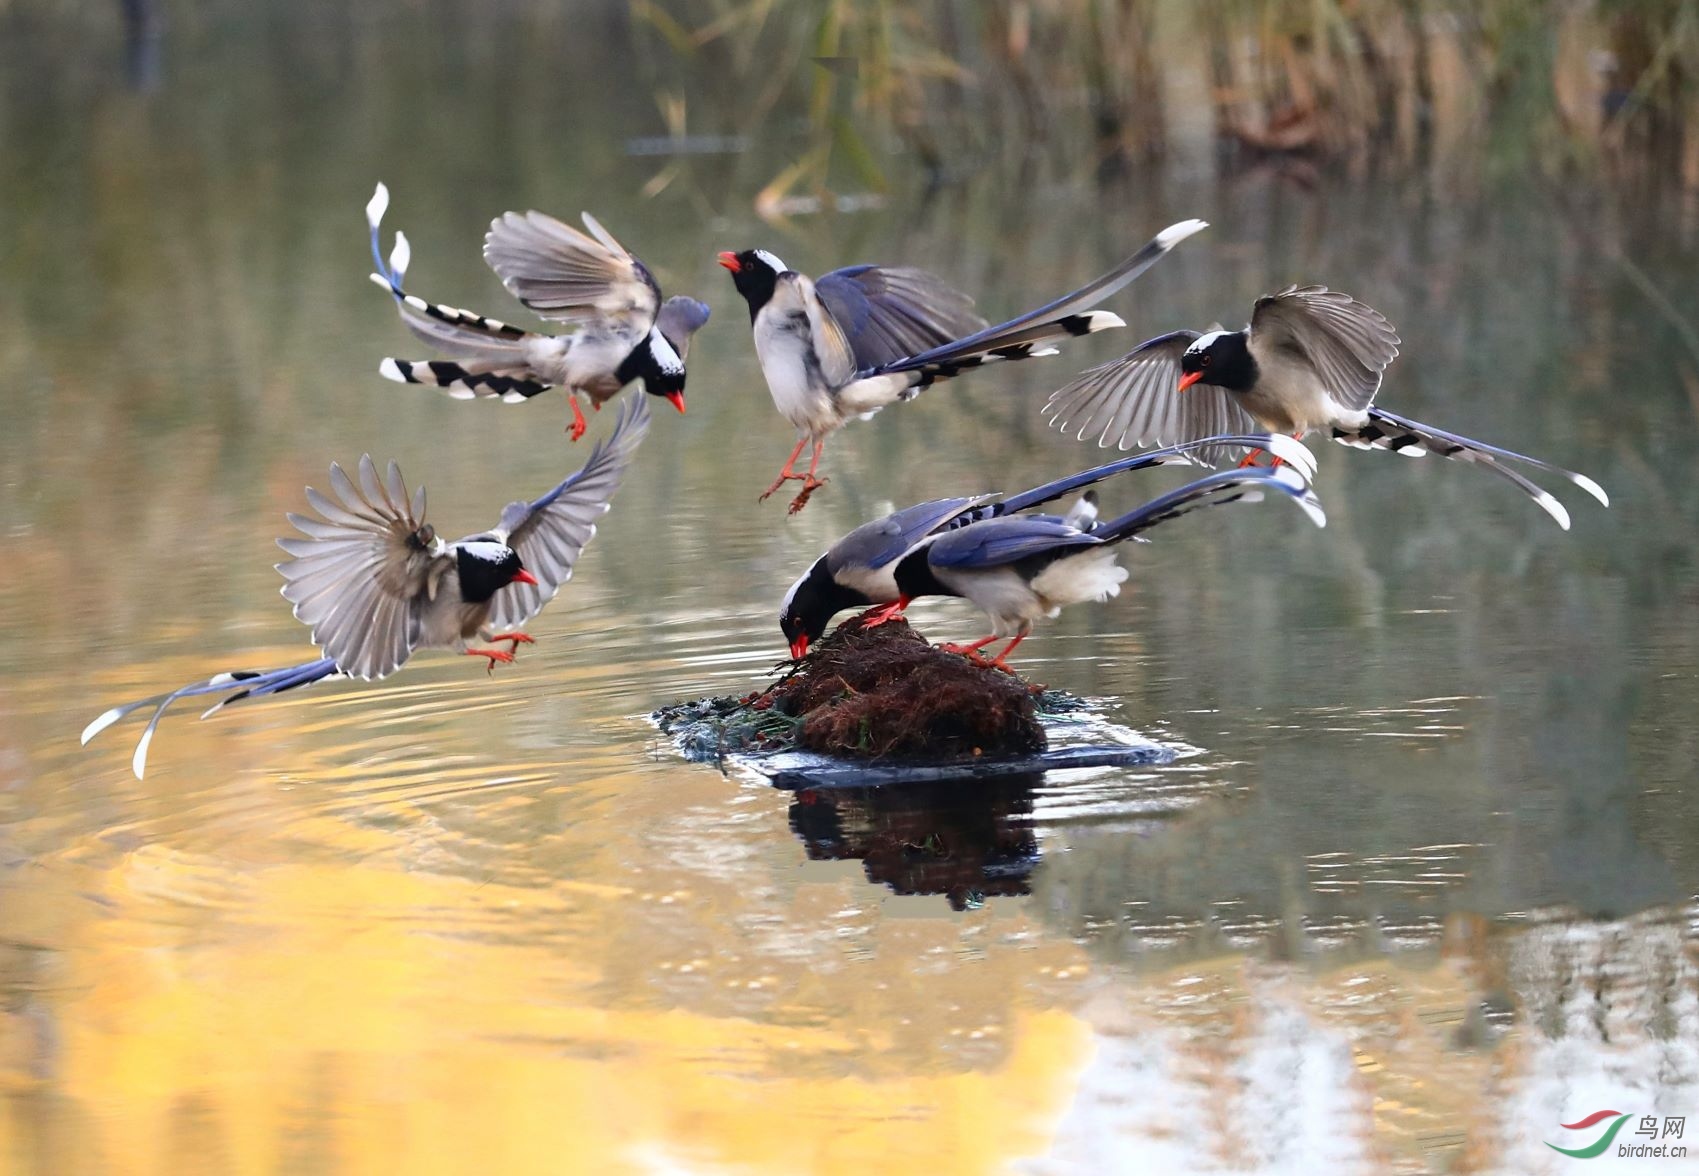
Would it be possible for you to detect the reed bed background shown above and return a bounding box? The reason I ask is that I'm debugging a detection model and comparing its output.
[631,0,1699,203]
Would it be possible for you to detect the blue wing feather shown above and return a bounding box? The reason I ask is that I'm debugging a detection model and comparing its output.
[925,515,1101,570]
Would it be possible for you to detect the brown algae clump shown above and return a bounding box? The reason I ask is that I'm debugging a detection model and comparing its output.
[760,611,1047,759]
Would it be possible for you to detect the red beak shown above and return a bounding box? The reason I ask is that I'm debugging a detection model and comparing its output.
[1177,370,1205,392]
[789,635,809,660]
[717,251,741,273]
[664,391,686,414]
[512,569,539,586]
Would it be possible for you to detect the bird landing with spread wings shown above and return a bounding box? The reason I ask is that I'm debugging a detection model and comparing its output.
[1044,285,1608,529]
[720,219,1209,513]
[82,396,651,779]
[366,183,709,440]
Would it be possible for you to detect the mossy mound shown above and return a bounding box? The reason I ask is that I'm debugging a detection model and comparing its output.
[654,610,1048,762]
[767,612,1046,758]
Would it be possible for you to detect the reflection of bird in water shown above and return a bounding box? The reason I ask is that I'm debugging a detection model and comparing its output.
[786,776,1041,910]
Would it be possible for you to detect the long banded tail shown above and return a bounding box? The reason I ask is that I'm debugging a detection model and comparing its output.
[998,433,1316,515]
[1334,408,1609,531]
[1097,465,1326,544]
[367,271,532,346]
[878,309,1124,395]
[378,357,552,403]
[896,218,1207,366]
[82,658,341,779]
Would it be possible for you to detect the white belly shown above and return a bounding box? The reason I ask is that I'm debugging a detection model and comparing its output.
[557,329,634,394]
[417,578,494,652]
[754,311,839,436]
[934,566,1049,637]
[1242,351,1358,433]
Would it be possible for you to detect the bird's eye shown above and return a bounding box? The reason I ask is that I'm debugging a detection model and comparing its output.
[1200,355,1212,367]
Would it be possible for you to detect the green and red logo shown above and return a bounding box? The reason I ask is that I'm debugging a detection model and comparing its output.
[1547,1110,1687,1160]
[1547,1110,1632,1159]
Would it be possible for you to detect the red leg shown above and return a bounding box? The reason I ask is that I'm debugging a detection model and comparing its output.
[786,440,829,514]
[938,634,999,666]
[1237,449,1263,469]
[759,436,811,501]
[566,397,589,442]
[987,633,1027,673]
[465,647,516,675]
[861,596,912,629]
[486,632,534,651]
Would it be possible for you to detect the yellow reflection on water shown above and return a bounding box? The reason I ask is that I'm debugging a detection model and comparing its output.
[2,686,1097,1175]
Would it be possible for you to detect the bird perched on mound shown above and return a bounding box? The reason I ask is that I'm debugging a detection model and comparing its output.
[366,183,709,440]
[876,463,1327,671]
[779,433,1316,658]
[1043,285,1608,528]
[719,219,1208,513]
[82,396,651,779]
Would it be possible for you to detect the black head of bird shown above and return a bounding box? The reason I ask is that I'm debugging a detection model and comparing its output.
[779,556,872,660]
[1179,330,1258,393]
[455,541,538,603]
[616,331,688,415]
[717,249,787,319]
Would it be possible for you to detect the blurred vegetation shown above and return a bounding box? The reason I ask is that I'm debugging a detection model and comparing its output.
[633,0,1699,197]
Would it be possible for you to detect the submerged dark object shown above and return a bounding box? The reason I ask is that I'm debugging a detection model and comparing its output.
[652,609,1177,786]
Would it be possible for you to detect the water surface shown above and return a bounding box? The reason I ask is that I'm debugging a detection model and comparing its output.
[2,4,1697,1172]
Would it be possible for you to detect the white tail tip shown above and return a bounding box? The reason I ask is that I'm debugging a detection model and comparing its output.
[1571,473,1610,507]
[1532,489,1572,531]
[369,271,395,290]
[1155,219,1209,250]
[378,358,406,382]
[366,182,390,229]
[1266,434,1317,480]
[81,706,123,746]
[131,728,153,780]
[389,231,410,281]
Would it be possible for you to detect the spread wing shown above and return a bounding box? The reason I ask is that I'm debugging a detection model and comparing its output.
[1044,330,1258,464]
[655,296,712,359]
[276,456,446,680]
[1249,285,1400,413]
[827,496,995,575]
[483,210,662,331]
[813,265,987,370]
[924,515,1099,571]
[781,274,858,390]
[471,395,652,631]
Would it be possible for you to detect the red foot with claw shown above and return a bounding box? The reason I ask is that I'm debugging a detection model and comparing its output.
[938,636,999,666]
[786,476,827,515]
[486,632,534,652]
[567,399,589,442]
[466,647,516,674]
[759,438,828,509]
[861,598,911,629]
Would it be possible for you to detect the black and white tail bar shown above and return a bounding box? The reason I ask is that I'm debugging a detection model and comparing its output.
[378,358,551,403]
[890,310,1123,395]
[1334,407,1608,530]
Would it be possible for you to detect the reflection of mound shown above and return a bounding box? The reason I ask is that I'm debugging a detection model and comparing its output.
[789,776,1041,910]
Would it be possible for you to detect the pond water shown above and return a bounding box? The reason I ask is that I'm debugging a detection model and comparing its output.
[2,4,1697,1173]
